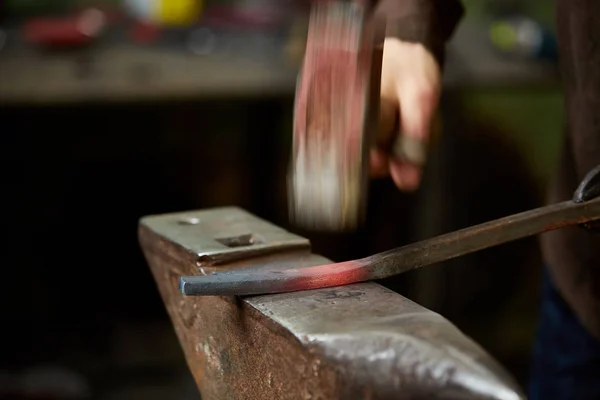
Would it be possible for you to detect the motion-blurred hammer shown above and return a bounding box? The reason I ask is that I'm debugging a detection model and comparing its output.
[288,0,425,232]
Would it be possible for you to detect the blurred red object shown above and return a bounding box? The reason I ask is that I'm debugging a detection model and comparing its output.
[130,21,161,44]
[22,9,106,48]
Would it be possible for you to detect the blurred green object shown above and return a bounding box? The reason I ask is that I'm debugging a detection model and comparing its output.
[461,0,556,28]
[489,16,558,62]
[490,20,518,51]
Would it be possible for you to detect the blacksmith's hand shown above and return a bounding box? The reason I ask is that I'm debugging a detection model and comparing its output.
[370,37,441,192]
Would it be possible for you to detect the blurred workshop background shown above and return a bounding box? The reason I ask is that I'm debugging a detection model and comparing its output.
[0,0,562,399]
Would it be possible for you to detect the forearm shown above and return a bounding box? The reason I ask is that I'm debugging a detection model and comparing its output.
[374,0,464,63]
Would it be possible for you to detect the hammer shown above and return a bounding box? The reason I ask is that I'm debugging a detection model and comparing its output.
[288,0,425,232]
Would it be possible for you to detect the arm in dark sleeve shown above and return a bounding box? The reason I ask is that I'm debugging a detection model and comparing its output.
[374,0,464,64]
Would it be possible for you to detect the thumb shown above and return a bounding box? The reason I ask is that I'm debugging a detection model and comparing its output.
[395,84,439,165]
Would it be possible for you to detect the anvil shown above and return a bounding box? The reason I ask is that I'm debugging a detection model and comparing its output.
[140,208,526,400]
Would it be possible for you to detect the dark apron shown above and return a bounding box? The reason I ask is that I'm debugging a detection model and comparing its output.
[531,1,600,398]
[540,0,600,340]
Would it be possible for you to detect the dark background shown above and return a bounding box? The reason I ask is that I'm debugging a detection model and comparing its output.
[1,0,563,398]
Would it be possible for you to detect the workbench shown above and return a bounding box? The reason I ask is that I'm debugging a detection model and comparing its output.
[0,44,298,104]
[0,16,558,105]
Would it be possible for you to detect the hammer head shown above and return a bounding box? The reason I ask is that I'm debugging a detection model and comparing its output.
[288,1,383,232]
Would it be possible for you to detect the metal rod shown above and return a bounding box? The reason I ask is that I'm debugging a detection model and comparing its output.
[180,197,600,296]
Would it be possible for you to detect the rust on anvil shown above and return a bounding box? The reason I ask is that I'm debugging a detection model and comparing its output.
[139,206,525,400]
